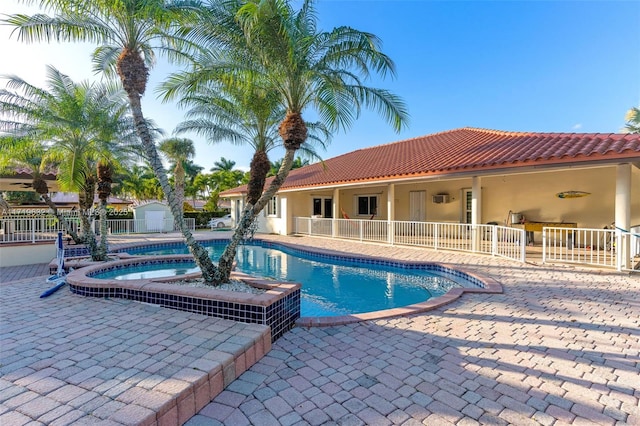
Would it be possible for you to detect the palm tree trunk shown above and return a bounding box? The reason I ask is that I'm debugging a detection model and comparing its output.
[40,193,81,243]
[126,93,219,283]
[96,162,112,261]
[77,207,101,260]
[216,148,297,282]
[95,200,109,261]
[176,170,185,219]
[78,180,101,261]
[247,149,270,205]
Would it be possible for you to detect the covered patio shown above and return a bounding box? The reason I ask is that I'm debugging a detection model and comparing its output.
[221,128,640,271]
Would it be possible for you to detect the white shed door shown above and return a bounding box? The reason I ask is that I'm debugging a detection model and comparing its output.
[146,211,165,232]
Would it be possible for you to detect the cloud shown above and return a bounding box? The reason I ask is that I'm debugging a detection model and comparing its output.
[572,123,582,130]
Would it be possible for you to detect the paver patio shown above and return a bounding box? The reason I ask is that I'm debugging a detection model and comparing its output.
[1,233,639,425]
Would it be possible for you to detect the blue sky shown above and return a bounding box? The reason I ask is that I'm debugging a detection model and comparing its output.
[1,0,639,171]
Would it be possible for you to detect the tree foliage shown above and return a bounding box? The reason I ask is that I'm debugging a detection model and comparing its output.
[624,107,640,134]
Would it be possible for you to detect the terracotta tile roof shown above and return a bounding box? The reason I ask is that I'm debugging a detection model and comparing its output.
[221,127,640,195]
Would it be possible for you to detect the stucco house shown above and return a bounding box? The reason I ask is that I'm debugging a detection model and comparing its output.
[221,128,640,266]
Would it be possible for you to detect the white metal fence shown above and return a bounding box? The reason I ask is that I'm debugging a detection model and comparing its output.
[104,218,195,235]
[0,215,195,244]
[294,217,527,263]
[543,226,640,271]
[0,216,80,243]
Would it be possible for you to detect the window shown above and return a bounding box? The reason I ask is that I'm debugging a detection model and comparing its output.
[313,198,322,216]
[357,195,377,216]
[463,189,472,223]
[266,196,278,217]
[312,198,333,218]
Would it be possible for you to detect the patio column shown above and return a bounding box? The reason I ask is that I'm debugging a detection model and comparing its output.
[615,163,631,269]
[387,184,395,244]
[280,196,288,235]
[472,176,482,251]
[332,188,339,237]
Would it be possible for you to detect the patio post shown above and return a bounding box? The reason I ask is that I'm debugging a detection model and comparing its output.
[471,176,482,252]
[332,188,339,238]
[615,163,631,270]
[387,184,395,244]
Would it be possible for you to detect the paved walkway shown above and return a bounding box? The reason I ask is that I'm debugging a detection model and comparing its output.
[0,242,271,426]
[0,263,49,283]
[1,233,639,425]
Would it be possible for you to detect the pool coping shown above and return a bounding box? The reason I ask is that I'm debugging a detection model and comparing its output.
[66,255,299,307]
[65,255,302,342]
[66,238,503,328]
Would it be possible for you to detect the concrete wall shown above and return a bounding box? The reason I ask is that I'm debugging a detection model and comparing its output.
[0,243,56,267]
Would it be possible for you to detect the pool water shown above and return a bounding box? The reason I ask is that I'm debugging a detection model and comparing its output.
[104,241,471,317]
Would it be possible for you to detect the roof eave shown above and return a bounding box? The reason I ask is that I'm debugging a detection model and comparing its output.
[273,154,640,194]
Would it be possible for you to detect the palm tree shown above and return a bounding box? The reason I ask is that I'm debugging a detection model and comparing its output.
[268,157,309,177]
[0,137,81,240]
[162,44,332,280]
[211,157,236,172]
[178,0,408,281]
[4,0,220,280]
[624,107,640,133]
[114,164,161,201]
[0,66,139,259]
[158,137,195,218]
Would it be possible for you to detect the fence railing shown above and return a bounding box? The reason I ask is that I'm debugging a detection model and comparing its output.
[542,226,640,271]
[103,218,195,235]
[0,215,195,243]
[0,216,81,243]
[294,217,527,263]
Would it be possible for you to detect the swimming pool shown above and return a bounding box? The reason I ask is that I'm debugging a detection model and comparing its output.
[107,240,479,317]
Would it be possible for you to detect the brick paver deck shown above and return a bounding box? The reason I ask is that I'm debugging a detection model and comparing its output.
[0,264,271,425]
[193,235,640,426]
[1,233,639,425]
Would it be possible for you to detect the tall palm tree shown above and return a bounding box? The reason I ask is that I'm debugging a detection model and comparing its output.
[4,0,220,280]
[158,137,195,218]
[162,73,327,204]
[161,41,330,281]
[177,0,408,281]
[624,107,640,134]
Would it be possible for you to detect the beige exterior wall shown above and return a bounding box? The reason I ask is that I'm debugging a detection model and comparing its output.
[480,167,624,228]
[392,181,472,222]
[256,195,289,235]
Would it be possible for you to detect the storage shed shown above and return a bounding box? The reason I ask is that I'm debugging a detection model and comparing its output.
[131,201,174,233]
